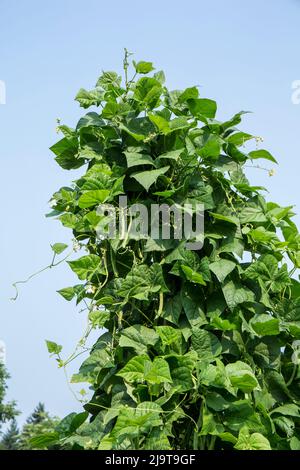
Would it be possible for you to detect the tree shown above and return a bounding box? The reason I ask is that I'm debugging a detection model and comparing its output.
[0,363,18,433]
[18,403,59,450]
[26,402,46,425]
[45,52,300,450]
[1,419,19,450]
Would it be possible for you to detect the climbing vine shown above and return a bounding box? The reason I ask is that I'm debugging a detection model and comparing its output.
[38,51,300,450]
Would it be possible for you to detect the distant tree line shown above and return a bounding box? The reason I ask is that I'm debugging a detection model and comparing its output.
[0,363,59,450]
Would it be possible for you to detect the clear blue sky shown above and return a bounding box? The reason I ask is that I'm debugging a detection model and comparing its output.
[1,0,300,421]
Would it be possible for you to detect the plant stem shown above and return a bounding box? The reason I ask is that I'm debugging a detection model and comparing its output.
[157,292,164,316]
[110,244,119,277]
[208,435,216,450]
[193,399,204,450]
[287,364,298,386]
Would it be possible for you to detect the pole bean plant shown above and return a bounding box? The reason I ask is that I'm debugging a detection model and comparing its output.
[40,51,300,450]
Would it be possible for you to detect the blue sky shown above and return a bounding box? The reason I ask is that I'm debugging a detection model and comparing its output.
[1,0,300,421]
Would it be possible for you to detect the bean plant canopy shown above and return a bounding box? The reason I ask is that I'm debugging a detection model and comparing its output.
[43,51,300,450]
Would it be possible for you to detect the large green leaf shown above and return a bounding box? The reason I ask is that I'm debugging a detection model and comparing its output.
[155,326,182,347]
[249,337,281,369]
[290,437,300,450]
[131,166,170,191]
[117,355,151,382]
[181,265,206,285]
[199,409,224,436]
[51,242,68,255]
[209,259,236,283]
[161,294,182,324]
[144,357,172,384]
[144,429,171,450]
[120,117,155,141]
[248,149,277,164]
[192,329,222,362]
[29,432,60,449]
[134,61,155,74]
[46,340,62,355]
[166,352,197,392]
[227,132,254,146]
[149,114,190,135]
[221,111,249,131]
[119,325,159,354]
[234,428,271,450]
[124,151,155,168]
[222,280,255,310]
[111,404,162,441]
[72,347,113,383]
[209,212,239,226]
[245,255,290,293]
[76,112,105,130]
[155,149,184,164]
[50,137,82,170]
[197,135,221,160]
[239,206,268,224]
[187,98,217,119]
[68,254,102,280]
[117,355,171,385]
[249,314,280,336]
[78,189,110,208]
[265,371,293,402]
[116,264,167,300]
[270,404,300,418]
[273,416,295,437]
[133,77,162,109]
[181,286,207,328]
[226,361,258,392]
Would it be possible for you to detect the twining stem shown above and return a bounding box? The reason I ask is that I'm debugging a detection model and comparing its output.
[193,399,204,450]
[123,48,130,87]
[157,292,164,317]
[208,435,216,450]
[63,365,82,403]
[109,243,119,277]
[287,363,298,386]
[11,250,72,300]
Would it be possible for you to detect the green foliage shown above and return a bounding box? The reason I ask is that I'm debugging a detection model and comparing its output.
[18,403,60,450]
[26,402,47,424]
[0,363,18,432]
[0,419,19,450]
[1,402,60,450]
[46,52,300,450]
